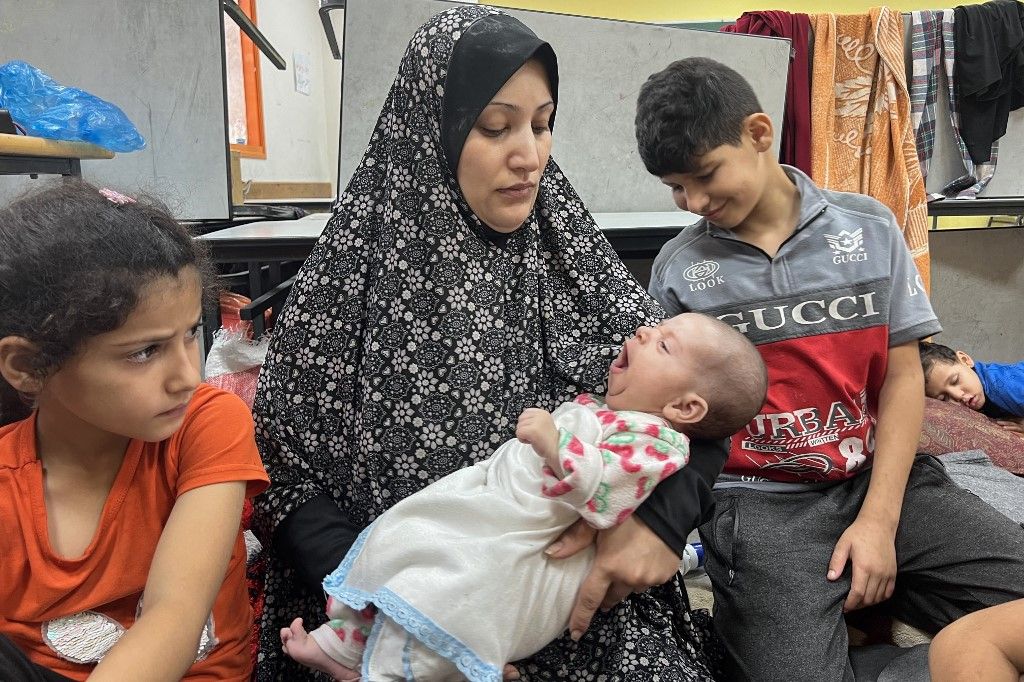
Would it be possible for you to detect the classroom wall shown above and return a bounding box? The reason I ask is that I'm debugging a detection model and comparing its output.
[243,0,989,196]
[929,230,1024,363]
[492,0,983,21]
[497,0,991,233]
[242,0,484,192]
[239,0,341,192]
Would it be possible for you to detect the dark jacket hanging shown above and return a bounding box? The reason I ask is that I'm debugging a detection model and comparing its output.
[954,0,1024,164]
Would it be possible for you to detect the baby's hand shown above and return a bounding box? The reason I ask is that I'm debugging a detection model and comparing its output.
[517,408,560,463]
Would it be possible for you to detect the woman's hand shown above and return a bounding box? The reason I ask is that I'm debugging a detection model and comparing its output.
[547,516,680,640]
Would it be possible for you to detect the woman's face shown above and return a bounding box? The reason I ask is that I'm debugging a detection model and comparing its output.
[456,59,554,234]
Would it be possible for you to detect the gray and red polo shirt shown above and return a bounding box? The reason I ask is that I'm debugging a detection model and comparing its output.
[650,166,941,487]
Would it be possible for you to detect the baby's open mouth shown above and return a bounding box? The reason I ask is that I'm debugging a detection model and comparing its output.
[611,344,629,371]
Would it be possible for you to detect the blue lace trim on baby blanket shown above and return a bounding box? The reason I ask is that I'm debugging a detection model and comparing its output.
[323,522,501,682]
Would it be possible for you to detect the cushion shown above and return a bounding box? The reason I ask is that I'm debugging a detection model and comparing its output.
[919,398,1024,475]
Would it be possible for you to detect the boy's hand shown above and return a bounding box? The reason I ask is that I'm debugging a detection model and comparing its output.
[995,417,1024,435]
[827,516,897,612]
[516,408,560,464]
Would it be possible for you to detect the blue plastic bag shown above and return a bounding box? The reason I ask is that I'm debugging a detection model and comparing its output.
[0,61,145,152]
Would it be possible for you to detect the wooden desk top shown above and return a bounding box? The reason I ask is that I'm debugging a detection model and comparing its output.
[0,133,114,160]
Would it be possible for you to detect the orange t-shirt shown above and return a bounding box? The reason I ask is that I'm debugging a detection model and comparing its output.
[0,384,269,681]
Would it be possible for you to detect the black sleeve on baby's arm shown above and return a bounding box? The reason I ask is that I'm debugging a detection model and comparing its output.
[274,493,363,594]
[634,437,729,557]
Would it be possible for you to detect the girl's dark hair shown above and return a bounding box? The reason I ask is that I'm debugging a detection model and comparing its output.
[0,180,216,425]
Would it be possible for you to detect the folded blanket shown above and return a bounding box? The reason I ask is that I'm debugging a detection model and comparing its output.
[941,449,1024,524]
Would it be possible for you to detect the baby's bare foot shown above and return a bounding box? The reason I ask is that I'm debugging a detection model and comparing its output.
[280,617,361,681]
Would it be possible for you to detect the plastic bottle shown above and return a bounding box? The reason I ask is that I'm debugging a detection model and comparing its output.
[681,542,705,575]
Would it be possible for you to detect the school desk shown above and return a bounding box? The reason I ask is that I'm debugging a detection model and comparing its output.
[0,132,114,177]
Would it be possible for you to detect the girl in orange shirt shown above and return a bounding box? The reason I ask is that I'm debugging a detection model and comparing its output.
[0,182,269,681]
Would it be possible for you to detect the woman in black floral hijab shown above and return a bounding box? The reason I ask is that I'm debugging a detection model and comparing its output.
[252,5,725,680]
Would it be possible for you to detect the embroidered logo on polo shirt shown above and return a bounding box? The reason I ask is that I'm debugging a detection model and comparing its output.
[824,229,868,264]
[682,260,725,292]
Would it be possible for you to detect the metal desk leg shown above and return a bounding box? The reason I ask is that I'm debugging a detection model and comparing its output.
[269,261,282,289]
[248,261,263,301]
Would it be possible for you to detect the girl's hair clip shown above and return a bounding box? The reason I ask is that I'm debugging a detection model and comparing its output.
[99,188,136,206]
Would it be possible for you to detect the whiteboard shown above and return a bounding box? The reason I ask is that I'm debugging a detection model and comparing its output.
[338,0,791,213]
[0,0,230,220]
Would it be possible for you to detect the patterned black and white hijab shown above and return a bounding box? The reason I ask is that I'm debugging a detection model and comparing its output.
[253,4,663,532]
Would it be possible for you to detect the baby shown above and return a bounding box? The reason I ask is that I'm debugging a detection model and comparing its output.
[281,312,767,681]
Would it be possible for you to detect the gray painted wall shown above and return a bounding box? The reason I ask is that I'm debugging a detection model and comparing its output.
[930,229,1024,362]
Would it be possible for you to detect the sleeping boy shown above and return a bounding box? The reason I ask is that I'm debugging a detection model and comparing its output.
[919,341,1024,434]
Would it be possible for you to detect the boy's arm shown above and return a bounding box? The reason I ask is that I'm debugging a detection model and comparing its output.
[929,599,1024,680]
[828,340,923,612]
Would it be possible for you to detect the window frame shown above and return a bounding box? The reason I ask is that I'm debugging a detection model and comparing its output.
[228,0,266,159]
